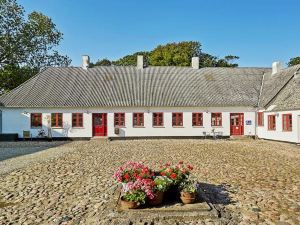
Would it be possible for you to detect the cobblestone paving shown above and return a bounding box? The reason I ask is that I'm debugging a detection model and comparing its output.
[0,139,299,225]
[0,141,72,175]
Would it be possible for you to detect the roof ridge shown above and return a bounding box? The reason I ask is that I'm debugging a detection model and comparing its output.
[89,65,271,69]
[284,64,300,69]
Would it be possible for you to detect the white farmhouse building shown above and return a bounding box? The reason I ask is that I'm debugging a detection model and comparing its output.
[0,56,299,143]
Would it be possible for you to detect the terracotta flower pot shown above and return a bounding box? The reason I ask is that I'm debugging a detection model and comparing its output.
[180,192,196,199]
[120,198,140,209]
[148,191,164,206]
[180,192,196,204]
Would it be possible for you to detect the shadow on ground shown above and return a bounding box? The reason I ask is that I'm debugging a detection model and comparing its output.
[197,182,234,205]
[0,141,69,161]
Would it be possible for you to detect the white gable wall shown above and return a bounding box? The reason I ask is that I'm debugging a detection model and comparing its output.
[1,107,256,138]
[257,110,300,143]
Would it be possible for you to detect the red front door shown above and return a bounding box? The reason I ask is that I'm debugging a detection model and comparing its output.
[92,113,107,136]
[230,113,244,135]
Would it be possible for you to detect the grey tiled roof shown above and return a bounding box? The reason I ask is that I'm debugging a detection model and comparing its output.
[265,65,300,111]
[0,66,270,108]
[259,65,300,108]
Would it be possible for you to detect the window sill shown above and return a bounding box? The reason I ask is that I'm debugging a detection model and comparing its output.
[258,125,264,127]
[282,130,292,132]
[192,126,204,128]
[172,126,184,128]
[153,126,165,128]
[133,126,145,128]
[51,127,63,129]
[115,126,126,128]
[72,127,85,129]
[267,129,276,131]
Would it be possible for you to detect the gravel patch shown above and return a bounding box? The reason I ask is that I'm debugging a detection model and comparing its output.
[0,139,299,225]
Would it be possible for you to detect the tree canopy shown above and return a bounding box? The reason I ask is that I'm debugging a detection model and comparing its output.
[288,57,300,67]
[91,41,239,68]
[90,58,112,67]
[0,0,70,94]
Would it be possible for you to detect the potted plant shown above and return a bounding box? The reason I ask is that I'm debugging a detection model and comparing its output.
[160,162,193,185]
[113,161,154,185]
[160,162,193,199]
[179,179,197,204]
[120,180,147,209]
[120,189,146,209]
[148,176,172,206]
[120,178,156,209]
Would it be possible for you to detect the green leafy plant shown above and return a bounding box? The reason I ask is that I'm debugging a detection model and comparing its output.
[179,179,197,193]
[122,190,147,204]
[153,176,173,192]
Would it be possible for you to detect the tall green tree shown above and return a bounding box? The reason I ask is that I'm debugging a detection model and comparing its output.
[288,57,300,67]
[92,41,239,68]
[113,52,150,66]
[92,58,112,66]
[0,0,70,93]
[149,41,201,66]
[0,65,37,93]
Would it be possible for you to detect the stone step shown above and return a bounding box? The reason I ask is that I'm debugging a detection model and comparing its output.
[90,137,109,141]
[110,201,219,221]
[230,135,254,140]
[107,185,220,223]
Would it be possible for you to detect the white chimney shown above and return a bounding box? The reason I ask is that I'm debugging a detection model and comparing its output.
[192,57,200,69]
[82,55,90,70]
[272,61,282,75]
[137,55,144,69]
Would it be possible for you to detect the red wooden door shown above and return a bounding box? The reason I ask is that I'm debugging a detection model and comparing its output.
[230,113,244,135]
[92,113,107,136]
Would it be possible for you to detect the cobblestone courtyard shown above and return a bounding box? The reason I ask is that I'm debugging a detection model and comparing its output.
[0,139,299,225]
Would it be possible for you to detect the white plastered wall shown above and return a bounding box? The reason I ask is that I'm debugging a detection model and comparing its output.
[1,107,256,138]
[257,110,300,143]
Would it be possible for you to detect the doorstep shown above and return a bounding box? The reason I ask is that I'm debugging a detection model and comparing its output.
[230,135,254,140]
[90,136,109,140]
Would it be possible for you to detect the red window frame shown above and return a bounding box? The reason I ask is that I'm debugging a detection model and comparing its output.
[172,113,183,127]
[31,113,42,128]
[51,113,63,128]
[133,113,144,127]
[282,114,292,131]
[192,113,203,126]
[268,115,276,130]
[257,112,264,126]
[114,113,125,127]
[211,113,222,126]
[72,113,83,128]
[153,113,164,127]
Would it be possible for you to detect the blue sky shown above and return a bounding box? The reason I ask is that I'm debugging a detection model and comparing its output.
[19,0,300,67]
